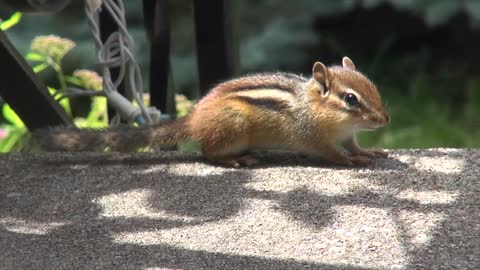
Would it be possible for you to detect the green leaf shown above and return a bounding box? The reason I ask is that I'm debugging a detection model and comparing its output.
[64,75,83,87]
[48,87,72,115]
[85,97,108,127]
[0,125,27,153]
[26,52,46,62]
[2,104,25,128]
[0,12,22,31]
[33,62,50,73]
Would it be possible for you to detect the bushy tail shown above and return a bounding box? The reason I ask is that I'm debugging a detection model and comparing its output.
[33,118,189,152]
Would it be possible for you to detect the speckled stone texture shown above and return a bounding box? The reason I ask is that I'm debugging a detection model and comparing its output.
[1,149,479,269]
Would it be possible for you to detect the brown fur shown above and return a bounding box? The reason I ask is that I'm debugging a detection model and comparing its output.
[35,57,389,167]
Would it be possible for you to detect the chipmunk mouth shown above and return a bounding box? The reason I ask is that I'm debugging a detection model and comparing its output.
[360,126,378,131]
[363,113,389,130]
[359,120,386,130]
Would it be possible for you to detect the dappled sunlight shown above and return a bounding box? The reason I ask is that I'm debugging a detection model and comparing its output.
[1,149,476,268]
[133,163,229,177]
[394,154,412,164]
[433,149,464,154]
[69,164,90,170]
[244,168,379,196]
[113,199,407,269]
[396,189,458,205]
[397,210,445,248]
[0,216,68,235]
[414,157,465,174]
[106,154,463,269]
[93,189,201,222]
[166,164,229,177]
[133,165,168,175]
[144,268,182,270]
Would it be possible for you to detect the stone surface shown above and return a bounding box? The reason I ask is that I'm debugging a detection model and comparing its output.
[1,149,479,269]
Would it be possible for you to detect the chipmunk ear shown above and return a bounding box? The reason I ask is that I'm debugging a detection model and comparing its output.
[312,62,330,95]
[342,56,356,70]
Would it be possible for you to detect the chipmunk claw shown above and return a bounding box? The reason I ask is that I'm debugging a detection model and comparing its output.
[211,155,259,168]
[366,149,389,158]
[236,155,259,167]
[354,148,388,158]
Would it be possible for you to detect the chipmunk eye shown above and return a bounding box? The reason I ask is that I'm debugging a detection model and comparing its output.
[344,93,359,106]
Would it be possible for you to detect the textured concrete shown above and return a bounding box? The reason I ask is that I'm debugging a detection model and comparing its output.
[1,149,479,269]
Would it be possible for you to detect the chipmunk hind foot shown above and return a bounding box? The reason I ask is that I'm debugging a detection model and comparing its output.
[201,136,258,167]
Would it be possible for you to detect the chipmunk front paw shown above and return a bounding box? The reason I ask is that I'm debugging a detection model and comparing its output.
[354,148,388,158]
[348,155,373,166]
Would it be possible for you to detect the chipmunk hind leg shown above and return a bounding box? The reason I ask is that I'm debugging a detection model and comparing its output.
[193,119,258,167]
[198,126,256,167]
[202,144,258,168]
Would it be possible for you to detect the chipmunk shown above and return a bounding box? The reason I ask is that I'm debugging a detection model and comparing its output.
[35,56,390,167]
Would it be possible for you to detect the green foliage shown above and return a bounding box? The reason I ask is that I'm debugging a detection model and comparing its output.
[175,95,195,118]
[27,35,77,91]
[357,54,480,149]
[2,103,25,128]
[241,17,317,71]
[299,0,480,27]
[0,104,27,153]
[0,12,26,152]
[358,95,480,149]
[26,35,107,127]
[0,125,27,153]
[0,32,197,152]
[0,35,108,152]
[239,0,480,27]
[0,12,22,31]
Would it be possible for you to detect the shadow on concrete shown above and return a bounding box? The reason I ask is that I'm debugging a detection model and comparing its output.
[1,149,479,269]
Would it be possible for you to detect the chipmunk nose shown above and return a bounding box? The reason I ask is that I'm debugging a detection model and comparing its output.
[384,113,390,124]
[376,112,390,127]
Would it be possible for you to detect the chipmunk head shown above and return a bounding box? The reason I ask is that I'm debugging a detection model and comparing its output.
[311,56,390,131]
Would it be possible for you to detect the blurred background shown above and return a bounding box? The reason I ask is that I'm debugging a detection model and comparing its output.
[1,0,479,150]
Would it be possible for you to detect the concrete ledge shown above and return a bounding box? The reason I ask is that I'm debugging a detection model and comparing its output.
[1,149,479,269]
